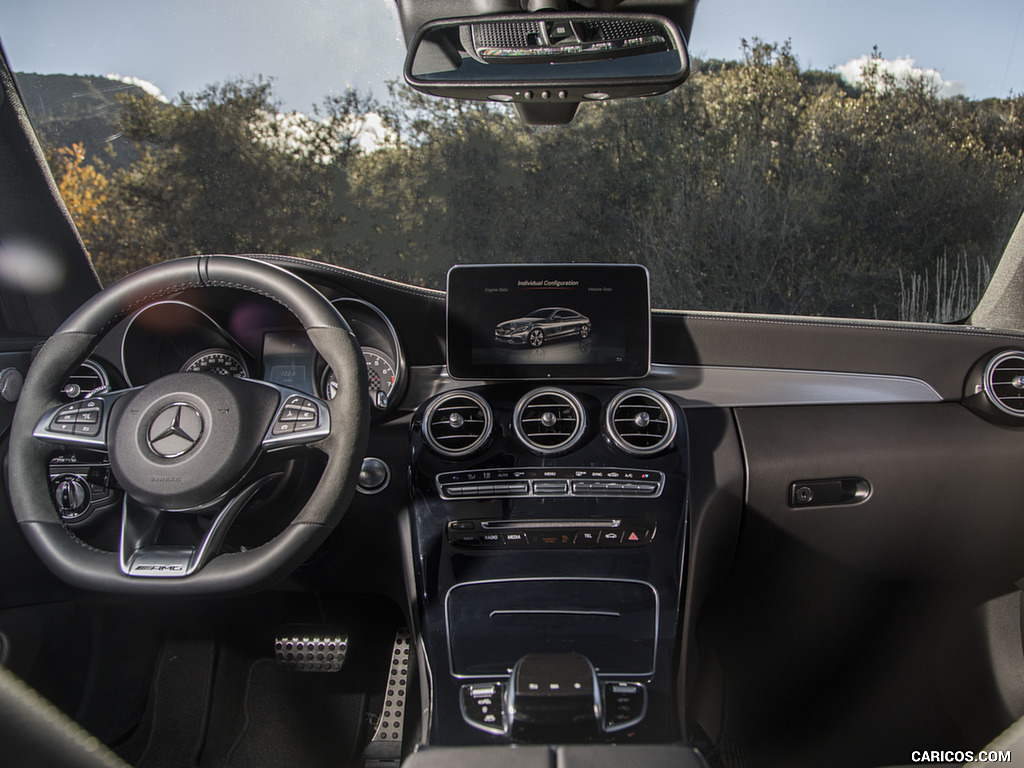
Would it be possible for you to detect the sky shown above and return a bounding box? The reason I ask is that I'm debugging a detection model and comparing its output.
[0,0,1022,112]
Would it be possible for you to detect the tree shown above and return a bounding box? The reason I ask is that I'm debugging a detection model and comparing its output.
[52,143,109,251]
[50,48,1024,319]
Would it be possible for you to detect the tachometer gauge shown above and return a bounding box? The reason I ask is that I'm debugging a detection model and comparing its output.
[182,349,248,377]
[364,348,397,405]
[322,347,397,409]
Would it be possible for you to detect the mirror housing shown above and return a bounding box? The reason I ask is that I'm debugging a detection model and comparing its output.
[404,12,690,123]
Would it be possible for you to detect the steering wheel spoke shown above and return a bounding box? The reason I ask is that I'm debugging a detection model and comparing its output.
[31,388,137,449]
[119,473,282,578]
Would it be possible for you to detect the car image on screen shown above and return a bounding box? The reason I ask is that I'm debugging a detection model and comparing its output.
[494,307,592,347]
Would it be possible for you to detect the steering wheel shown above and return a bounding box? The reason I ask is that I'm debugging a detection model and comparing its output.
[7,255,369,594]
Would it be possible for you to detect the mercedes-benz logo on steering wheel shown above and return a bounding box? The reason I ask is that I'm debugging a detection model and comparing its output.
[147,403,204,458]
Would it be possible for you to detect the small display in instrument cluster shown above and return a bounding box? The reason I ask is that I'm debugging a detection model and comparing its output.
[262,331,315,394]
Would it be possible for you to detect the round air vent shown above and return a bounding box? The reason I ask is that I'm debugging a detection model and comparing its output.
[513,388,586,455]
[61,360,108,402]
[983,350,1024,417]
[423,391,493,458]
[604,388,677,455]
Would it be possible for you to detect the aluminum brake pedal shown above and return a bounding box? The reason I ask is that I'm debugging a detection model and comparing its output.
[274,625,348,672]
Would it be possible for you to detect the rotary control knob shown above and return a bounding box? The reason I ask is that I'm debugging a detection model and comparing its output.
[0,367,23,402]
[52,474,91,520]
[357,457,390,495]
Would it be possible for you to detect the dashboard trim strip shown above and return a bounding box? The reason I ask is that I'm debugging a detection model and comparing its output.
[407,363,943,409]
[489,609,623,618]
[646,363,943,407]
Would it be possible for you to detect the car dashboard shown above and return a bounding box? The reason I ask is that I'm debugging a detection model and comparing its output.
[30,253,1024,764]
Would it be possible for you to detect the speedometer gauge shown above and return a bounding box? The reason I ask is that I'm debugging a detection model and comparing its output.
[323,347,397,408]
[182,349,248,377]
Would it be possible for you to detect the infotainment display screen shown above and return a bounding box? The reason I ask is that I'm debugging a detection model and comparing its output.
[446,264,650,380]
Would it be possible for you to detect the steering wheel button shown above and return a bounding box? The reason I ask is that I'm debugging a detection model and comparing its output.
[294,420,318,432]
[61,403,81,413]
[272,421,295,435]
[76,410,98,423]
[55,413,78,424]
[280,407,301,421]
[80,400,100,409]
[49,421,75,434]
[295,409,317,422]
[74,422,100,437]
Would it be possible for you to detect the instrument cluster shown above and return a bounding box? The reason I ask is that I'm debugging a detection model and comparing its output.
[116,293,406,416]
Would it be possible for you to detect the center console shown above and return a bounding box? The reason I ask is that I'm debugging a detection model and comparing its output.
[407,265,690,746]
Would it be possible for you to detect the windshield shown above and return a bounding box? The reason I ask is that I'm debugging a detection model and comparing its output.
[2,0,1023,322]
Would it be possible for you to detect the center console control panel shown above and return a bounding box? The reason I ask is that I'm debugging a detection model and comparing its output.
[447,518,653,549]
[410,378,688,746]
[437,468,664,500]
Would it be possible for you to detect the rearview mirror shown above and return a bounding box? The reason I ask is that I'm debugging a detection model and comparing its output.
[404,13,689,118]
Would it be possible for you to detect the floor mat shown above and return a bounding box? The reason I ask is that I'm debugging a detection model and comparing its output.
[117,638,218,768]
[207,658,367,768]
[112,595,398,768]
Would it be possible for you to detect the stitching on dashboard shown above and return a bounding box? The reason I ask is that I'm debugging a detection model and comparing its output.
[201,280,293,311]
[248,254,446,302]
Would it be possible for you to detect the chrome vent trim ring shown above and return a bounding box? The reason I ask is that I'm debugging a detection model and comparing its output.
[423,391,493,457]
[605,388,677,455]
[62,359,109,401]
[513,388,586,455]
[983,350,1024,417]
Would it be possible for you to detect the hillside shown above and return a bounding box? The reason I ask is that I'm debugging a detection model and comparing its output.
[14,72,164,168]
